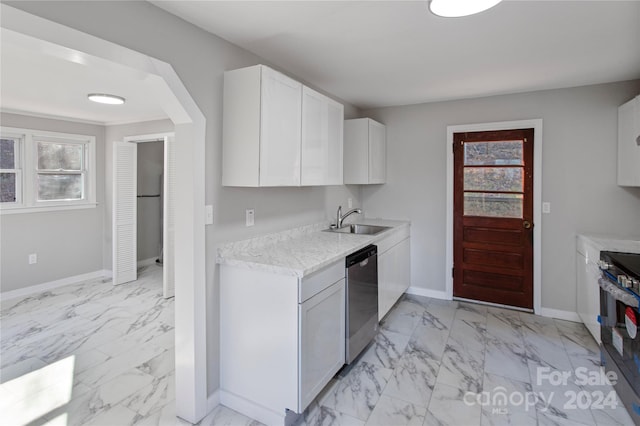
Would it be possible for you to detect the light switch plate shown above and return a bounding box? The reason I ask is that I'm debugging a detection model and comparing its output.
[246,209,255,227]
[542,202,551,214]
[205,205,214,225]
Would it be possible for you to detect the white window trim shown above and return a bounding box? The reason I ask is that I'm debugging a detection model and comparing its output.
[0,132,22,206]
[0,126,97,214]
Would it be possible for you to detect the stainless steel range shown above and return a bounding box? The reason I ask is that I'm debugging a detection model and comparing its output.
[599,251,640,424]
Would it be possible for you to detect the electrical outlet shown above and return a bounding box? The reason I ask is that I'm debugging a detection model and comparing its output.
[542,202,551,214]
[246,209,255,227]
[348,198,353,209]
[28,253,37,264]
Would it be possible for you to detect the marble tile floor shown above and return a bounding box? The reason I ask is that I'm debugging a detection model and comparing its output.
[1,271,634,426]
[296,295,634,426]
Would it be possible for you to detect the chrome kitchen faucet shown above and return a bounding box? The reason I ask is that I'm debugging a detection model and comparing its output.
[336,205,362,228]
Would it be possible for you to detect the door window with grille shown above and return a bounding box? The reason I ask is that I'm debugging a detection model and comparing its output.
[463,140,524,218]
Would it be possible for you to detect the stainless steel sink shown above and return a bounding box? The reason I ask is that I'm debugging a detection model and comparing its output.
[324,224,391,235]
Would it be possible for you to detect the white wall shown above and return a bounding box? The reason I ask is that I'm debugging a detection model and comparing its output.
[5,1,362,397]
[137,141,163,262]
[361,80,640,313]
[0,112,105,292]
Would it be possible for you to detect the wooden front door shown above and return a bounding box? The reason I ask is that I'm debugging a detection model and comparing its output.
[453,129,534,309]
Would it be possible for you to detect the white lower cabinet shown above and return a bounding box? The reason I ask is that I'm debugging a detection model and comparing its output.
[220,260,345,426]
[576,237,602,344]
[299,279,345,409]
[377,229,411,321]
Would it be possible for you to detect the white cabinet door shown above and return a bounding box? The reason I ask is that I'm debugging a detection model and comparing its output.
[260,67,302,186]
[394,238,411,301]
[378,249,393,321]
[326,96,344,185]
[368,120,386,184]
[299,278,345,411]
[618,95,640,186]
[344,118,386,185]
[301,87,323,186]
[378,237,411,321]
[301,87,344,186]
[576,248,602,344]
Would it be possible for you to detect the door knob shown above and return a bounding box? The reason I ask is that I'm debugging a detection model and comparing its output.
[523,220,532,229]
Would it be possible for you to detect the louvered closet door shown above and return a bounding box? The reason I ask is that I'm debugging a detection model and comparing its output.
[163,135,175,298]
[113,142,137,285]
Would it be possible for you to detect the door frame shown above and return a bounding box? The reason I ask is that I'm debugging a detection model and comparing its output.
[2,5,208,423]
[445,119,543,314]
[121,133,174,298]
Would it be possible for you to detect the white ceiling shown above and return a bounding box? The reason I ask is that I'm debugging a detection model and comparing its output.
[152,0,640,109]
[0,29,169,125]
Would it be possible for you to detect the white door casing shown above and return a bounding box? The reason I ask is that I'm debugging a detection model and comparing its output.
[113,141,137,285]
[122,132,175,299]
[163,134,176,298]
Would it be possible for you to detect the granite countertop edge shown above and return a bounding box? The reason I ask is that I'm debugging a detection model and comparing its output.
[217,219,411,278]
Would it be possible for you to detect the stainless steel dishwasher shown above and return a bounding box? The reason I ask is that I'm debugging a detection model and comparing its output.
[345,244,379,364]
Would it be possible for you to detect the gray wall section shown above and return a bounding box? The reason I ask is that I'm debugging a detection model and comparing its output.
[361,80,640,313]
[4,1,362,397]
[137,141,163,262]
[0,112,105,292]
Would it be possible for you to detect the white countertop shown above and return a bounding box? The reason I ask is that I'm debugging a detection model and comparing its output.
[217,219,410,278]
[577,233,640,254]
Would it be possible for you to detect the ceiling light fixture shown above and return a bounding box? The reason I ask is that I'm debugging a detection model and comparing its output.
[429,0,502,17]
[87,93,126,105]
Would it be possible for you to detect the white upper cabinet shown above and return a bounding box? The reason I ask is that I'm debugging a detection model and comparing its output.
[260,67,302,186]
[618,95,640,187]
[344,118,386,184]
[301,87,344,186]
[222,65,302,187]
[222,64,344,187]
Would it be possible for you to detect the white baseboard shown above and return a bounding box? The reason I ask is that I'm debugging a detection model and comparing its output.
[406,286,450,300]
[539,307,581,323]
[219,390,284,426]
[0,269,110,301]
[137,257,159,268]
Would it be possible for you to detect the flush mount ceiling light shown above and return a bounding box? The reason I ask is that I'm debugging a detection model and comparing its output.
[87,93,126,105]
[429,0,502,17]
